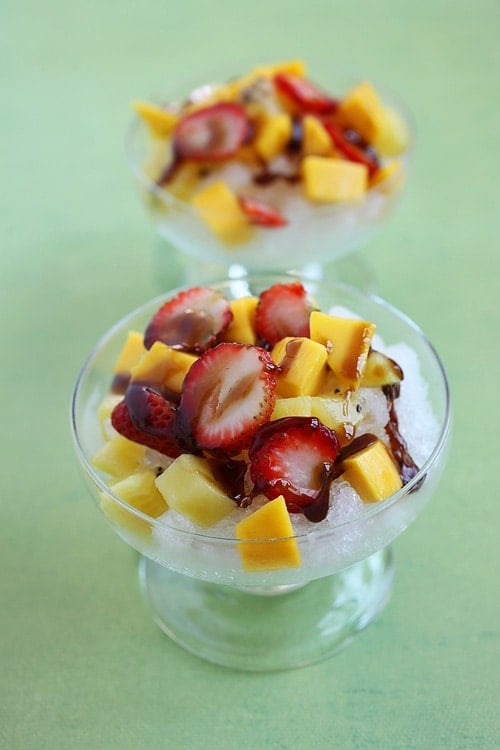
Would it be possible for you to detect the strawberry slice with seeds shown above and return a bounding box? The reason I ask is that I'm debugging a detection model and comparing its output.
[255,281,313,346]
[173,102,251,161]
[177,343,277,455]
[274,72,338,114]
[322,121,379,176]
[239,196,288,227]
[249,416,340,520]
[111,393,182,458]
[144,286,232,353]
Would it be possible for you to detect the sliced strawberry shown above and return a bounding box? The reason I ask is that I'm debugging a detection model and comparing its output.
[255,281,313,346]
[249,416,340,521]
[177,343,277,455]
[239,196,288,227]
[172,102,251,161]
[144,286,232,353]
[274,72,338,114]
[111,395,182,458]
[322,121,379,176]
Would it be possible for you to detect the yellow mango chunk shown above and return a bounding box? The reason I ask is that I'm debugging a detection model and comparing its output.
[110,470,168,518]
[236,496,301,571]
[302,115,333,156]
[221,296,259,345]
[309,311,376,391]
[271,396,313,421]
[131,341,197,395]
[191,181,252,243]
[309,394,363,442]
[155,454,235,528]
[112,331,146,376]
[302,156,368,202]
[254,113,293,162]
[337,82,386,144]
[342,439,402,502]
[133,100,178,136]
[92,435,146,480]
[250,59,306,80]
[97,393,122,440]
[370,159,403,190]
[360,349,403,388]
[372,107,409,157]
[272,337,328,397]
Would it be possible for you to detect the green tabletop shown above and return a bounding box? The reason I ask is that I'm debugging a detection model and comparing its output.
[2,1,499,747]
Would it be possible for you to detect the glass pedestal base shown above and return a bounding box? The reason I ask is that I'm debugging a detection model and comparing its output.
[138,547,394,671]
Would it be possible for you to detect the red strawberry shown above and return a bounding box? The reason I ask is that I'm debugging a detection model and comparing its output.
[322,121,379,177]
[177,343,277,455]
[111,389,182,458]
[173,102,251,161]
[255,281,313,346]
[239,196,288,227]
[274,72,338,114]
[248,416,340,521]
[144,286,232,353]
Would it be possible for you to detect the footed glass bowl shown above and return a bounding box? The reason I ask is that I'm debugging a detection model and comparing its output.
[71,274,450,670]
[126,62,415,282]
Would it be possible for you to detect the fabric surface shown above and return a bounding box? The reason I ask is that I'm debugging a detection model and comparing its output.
[2,1,499,747]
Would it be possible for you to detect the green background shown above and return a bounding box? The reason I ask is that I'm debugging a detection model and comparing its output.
[2,1,499,747]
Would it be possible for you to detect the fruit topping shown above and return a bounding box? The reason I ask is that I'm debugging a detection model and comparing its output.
[322,121,379,177]
[177,342,277,455]
[239,196,288,227]
[274,72,338,114]
[143,286,232,353]
[172,102,251,162]
[255,281,312,346]
[111,395,181,458]
[249,416,340,521]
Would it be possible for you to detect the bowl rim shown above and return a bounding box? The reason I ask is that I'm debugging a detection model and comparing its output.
[124,61,417,219]
[70,273,451,544]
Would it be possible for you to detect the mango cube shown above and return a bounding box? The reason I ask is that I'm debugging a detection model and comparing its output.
[112,331,146,377]
[302,115,333,157]
[155,454,235,528]
[110,470,168,518]
[191,181,251,243]
[131,341,197,395]
[272,336,328,397]
[336,82,386,145]
[310,311,375,391]
[271,395,313,421]
[97,393,122,440]
[342,439,402,502]
[302,156,368,202]
[255,113,293,162]
[91,435,146,480]
[133,100,178,136]
[221,296,259,345]
[309,394,363,436]
[235,496,301,571]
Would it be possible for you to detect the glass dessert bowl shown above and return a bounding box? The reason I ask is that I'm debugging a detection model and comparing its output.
[70,274,450,671]
[126,60,415,283]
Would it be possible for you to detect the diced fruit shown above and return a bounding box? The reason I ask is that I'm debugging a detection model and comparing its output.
[133,101,178,136]
[172,102,250,161]
[302,155,368,202]
[309,311,376,390]
[131,341,197,395]
[155,454,235,527]
[255,281,312,346]
[341,437,402,502]
[274,72,338,114]
[110,470,168,517]
[248,416,340,519]
[336,82,386,146]
[322,122,379,177]
[113,330,147,375]
[191,181,252,243]
[302,115,333,156]
[221,296,259,345]
[369,159,403,190]
[92,434,146,479]
[97,393,123,439]
[143,285,232,353]
[254,113,292,162]
[239,196,287,227]
[111,397,181,457]
[235,496,301,570]
[251,59,306,81]
[271,337,327,397]
[125,383,177,436]
[361,349,403,387]
[178,342,277,455]
[271,395,313,421]
[309,394,364,440]
[373,107,409,156]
